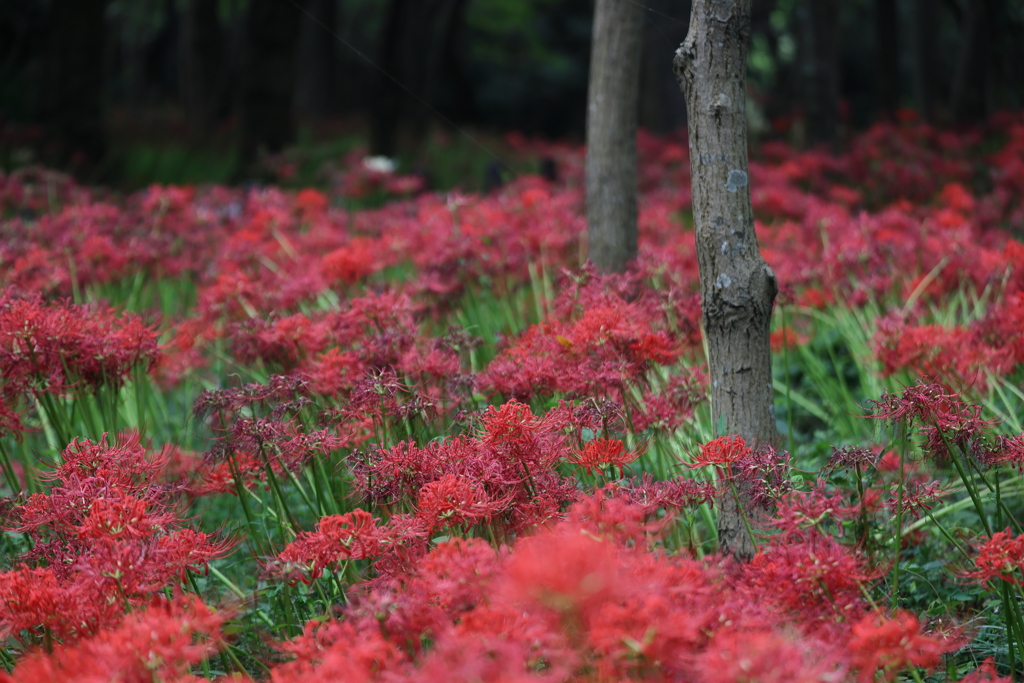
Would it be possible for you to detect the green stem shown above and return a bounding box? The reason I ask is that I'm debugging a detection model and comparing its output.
[892,440,907,608]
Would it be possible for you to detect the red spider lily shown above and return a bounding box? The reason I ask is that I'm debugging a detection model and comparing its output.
[567,438,642,477]
[885,479,947,520]
[869,379,992,435]
[693,628,839,683]
[158,529,238,580]
[52,431,165,489]
[565,486,662,549]
[500,521,621,618]
[0,566,118,642]
[9,431,233,623]
[0,294,158,398]
[72,492,176,540]
[961,528,1024,587]
[632,366,708,433]
[76,531,232,596]
[0,594,226,683]
[416,474,506,532]
[742,534,873,636]
[16,433,169,539]
[268,619,404,683]
[479,399,541,448]
[221,418,342,474]
[981,434,1024,472]
[959,658,1013,682]
[848,610,952,683]
[824,445,880,475]
[618,473,717,515]
[480,269,688,401]
[688,435,751,470]
[771,484,861,542]
[873,315,1012,390]
[274,509,382,581]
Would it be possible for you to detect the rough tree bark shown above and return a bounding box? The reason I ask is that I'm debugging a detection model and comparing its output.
[585,0,643,273]
[674,0,778,561]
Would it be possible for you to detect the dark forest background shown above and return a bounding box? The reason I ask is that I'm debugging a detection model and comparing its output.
[1,0,1022,188]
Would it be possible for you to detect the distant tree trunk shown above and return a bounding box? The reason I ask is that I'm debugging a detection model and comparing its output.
[411,0,467,143]
[950,0,991,123]
[370,0,411,158]
[439,0,475,122]
[239,0,303,169]
[181,0,223,135]
[796,0,840,147]
[585,0,642,273]
[874,0,899,116]
[674,0,778,561]
[295,0,337,118]
[145,0,180,103]
[42,0,107,170]
[909,0,941,120]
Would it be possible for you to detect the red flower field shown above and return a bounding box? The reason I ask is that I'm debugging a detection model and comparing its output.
[1,114,1024,680]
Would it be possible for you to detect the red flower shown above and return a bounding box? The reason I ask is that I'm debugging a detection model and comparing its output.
[416,474,504,532]
[962,528,1024,587]
[568,438,641,477]
[694,628,837,683]
[959,658,1012,682]
[849,610,950,682]
[275,509,382,581]
[0,594,226,683]
[688,435,751,470]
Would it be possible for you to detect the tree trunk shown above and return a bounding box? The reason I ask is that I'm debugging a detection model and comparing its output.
[239,0,303,169]
[181,0,223,136]
[410,0,466,145]
[674,0,778,561]
[370,0,412,158]
[796,0,840,147]
[295,0,337,118]
[909,0,941,120]
[585,0,642,273]
[42,0,107,171]
[439,0,475,123]
[874,0,899,116]
[950,0,991,124]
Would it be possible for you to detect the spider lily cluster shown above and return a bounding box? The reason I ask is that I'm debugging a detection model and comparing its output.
[0,114,1023,680]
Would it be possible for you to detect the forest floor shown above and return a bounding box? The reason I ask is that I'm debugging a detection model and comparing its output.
[1,113,1024,681]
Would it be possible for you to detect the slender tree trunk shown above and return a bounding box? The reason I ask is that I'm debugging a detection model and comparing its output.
[370,0,411,158]
[909,0,941,120]
[674,0,778,561]
[585,0,642,273]
[950,0,991,123]
[181,0,223,136]
[875,0,899,116]
[796,0,840,147]
[411,0,466,145]
[43,0,107,170]
[239,0,303,169]
[439,0,475,122]
[295,0,337,118]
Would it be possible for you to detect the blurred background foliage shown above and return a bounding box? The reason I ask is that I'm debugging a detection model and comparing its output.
[0,0,1022,190]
